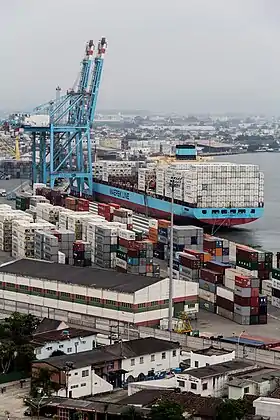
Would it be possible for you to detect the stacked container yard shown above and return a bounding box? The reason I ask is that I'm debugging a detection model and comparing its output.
[34,228,75,264]
[116,230,157,277]
[235,245,273,285]
[16,193,31,211]
[67,213,93,240]
[148,219,158,244]
[203,234,229,263]
[29,195,49,211]
[173,252,201,283]
[0,209,32,252]
[73,240,91,267]
[156,219,170,260]
[36,203,62,224]
[199,267,223,313]
[112,207,133,229]
[98,203,112,221]
[34,231,59,262]
[172,226,203,254]
[93,161,137,181]
[271,268,280,309]
[94,225,119,268]
[11,220,53,259]
[261,279,272,302]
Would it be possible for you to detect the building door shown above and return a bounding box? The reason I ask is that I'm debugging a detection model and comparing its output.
[69,391,72,398]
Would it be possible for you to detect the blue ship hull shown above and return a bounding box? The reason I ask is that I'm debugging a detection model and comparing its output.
[77,182,264,227]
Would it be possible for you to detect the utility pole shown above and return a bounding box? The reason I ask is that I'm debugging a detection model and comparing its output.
[168,176,182,332]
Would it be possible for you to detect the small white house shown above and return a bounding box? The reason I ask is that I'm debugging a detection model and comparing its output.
[176,360,256,397]
[254,397,280,420]
[189,347,235,369]
[33,327,98,360]
[62,365,113,398]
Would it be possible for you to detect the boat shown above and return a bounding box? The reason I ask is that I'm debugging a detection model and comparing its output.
[71,146,265,228]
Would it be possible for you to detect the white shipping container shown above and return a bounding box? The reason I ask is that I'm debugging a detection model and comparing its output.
[272,296,280,309]
[262,279,272,292]
[199,288,216,303]
[116,257,127,270]
[119,229,135,241]
[216,285,234,302]
[272,279,280,291]
[149,219,158,229]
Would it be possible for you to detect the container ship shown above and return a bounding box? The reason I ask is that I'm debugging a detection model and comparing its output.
[74,146,265,228]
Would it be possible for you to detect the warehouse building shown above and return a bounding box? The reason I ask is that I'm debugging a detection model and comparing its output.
[0,259,198,327]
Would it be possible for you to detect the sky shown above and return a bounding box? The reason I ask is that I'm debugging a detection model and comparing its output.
[1,0,280,114]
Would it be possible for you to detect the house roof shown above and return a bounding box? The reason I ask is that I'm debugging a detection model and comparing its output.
[183,360,255,379]
[120,390,223,417]
[32,337,180,370]
[0,259,160,293]
[32,327,97,345]
[228,368,280,388]
[34,318,65,335]
[193,346,233,356]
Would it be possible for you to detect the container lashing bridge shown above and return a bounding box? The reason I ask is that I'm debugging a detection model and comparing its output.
[24,38,107,194]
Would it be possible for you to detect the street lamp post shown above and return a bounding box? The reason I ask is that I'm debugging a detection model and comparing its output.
[168,176,182,332]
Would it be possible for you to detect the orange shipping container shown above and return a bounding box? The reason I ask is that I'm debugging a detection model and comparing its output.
[158,219,171,228]
[215,248,223,257]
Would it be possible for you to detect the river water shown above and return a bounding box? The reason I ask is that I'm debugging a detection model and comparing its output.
[213,153,280,252]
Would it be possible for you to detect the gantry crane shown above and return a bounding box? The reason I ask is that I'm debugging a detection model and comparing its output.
[24,38,107,194]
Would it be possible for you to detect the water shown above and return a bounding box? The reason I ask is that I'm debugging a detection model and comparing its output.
[214,152,280,252]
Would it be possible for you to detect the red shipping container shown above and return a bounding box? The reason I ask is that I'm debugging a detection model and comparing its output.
[234,295,251,306]
[205,261,231,274]
[251,288,259,297]
[200,268,223,284]
[73,241,85,251]
[235,275,251,288]
[216,295,234,313]
[250,307,259,316]
[109,203,120,210]
[179,253,200,270]
[250,296,259,307]
[119,238,135,248]
[259,315,267,324]
[258,270,270,281]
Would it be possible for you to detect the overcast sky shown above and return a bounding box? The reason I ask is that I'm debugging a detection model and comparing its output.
[1,0,280,114]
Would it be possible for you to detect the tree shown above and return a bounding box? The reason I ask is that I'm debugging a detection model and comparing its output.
[150,399,184,420]
[15,344,36,374]
[216,399,249,420]
[1,313,39,345]
[121,406,143,420]
[50,350,66,357]
[31,367,60,397]
[0,341,16,373]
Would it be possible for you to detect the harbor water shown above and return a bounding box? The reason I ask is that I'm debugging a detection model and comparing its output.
[214,152,280,253]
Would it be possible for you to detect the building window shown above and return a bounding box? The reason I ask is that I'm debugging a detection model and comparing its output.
[67,348,72,353]
[59,344,64,349]
[178,380,185,387]
[202,383,208,390]
[191,383,197,390]
[162,352,166,360]
[108,361,114,369]
[188,303,195,308]
[70,384,79,389]
[75,342,79,346]
[206,363,210,366]
[81,383,86,387]
[172,350,176,357]
[244,386,250,394]
[151,354,155,362]
[74,372,78,376]
[194,361,199,368]
[82,370,89,377]
[140,357,144,364]
[131,359,135,366]
[46,347,52,351]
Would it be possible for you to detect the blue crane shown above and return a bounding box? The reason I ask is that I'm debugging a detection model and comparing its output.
[24,38,107,195]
